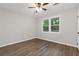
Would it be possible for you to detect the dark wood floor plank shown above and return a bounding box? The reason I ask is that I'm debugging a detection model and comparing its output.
[0,38,79,56]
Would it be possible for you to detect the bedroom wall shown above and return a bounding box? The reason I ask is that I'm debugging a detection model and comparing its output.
[36,8,78,47]
[0,9,36,47]
[0,5,78,48]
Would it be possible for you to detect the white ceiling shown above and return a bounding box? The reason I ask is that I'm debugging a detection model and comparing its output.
[0,3,79,18]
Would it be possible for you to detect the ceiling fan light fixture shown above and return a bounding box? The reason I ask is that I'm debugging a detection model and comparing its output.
[36,7,40,12]
[39,7,42,11]
[35,7,42,12]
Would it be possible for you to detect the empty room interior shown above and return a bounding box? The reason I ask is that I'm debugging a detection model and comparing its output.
[0,3,79,56]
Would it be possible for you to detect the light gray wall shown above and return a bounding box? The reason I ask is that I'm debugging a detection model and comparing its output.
[36,8,77,46]
[0,9,36,47]
[0,6,78,47]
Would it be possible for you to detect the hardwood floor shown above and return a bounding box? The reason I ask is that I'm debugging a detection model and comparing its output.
[0,38,79,56]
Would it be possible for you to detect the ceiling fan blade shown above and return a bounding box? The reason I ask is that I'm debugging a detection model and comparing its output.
[37,3,41,7]
[53,3,60,6]
[28,7,35,8]
[43,3,49,6]
[42,8,47,11]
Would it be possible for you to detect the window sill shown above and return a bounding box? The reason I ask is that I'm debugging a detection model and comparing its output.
[42,31,60,34]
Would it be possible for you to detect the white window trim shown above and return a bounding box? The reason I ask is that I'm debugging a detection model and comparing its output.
[41,16,61,33]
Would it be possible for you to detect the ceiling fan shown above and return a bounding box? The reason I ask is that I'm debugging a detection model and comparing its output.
[28,3,59,13]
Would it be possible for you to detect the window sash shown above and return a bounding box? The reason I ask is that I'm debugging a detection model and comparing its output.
[50,17,59,32]
[43,26,49,31]
[43,19,49,26]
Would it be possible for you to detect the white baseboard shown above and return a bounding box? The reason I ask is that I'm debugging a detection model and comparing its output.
[0,37,78,49]
[0,37,35,48]
[36,37,78,48]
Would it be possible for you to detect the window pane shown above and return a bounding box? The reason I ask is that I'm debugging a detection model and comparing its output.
[51,26,59,32]
[51,17,59,25]
[43,19,49,26]
[51,17,59,32]
[43,26,49,31]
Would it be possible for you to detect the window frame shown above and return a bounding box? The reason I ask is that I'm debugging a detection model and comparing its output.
[50,17,60,32]
[42,16,61,33]
[42,18,49,33]
[43,19,49,32]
